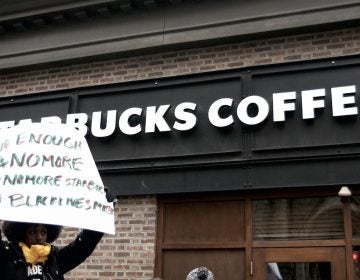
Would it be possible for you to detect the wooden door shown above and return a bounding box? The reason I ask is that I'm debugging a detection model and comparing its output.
[253,247,346,280]
[157,199,248,280]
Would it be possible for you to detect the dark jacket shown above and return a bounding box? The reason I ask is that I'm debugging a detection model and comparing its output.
[0,229,104,280]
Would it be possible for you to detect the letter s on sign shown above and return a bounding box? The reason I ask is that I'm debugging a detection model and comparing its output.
[173,102,197,131]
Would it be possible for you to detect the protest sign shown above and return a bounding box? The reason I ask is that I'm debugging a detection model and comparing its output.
[0,123,115,234]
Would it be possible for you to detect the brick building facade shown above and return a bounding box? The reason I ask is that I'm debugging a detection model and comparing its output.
[1,27,360,97]
[56,198,157,280]
[1,1,360,280]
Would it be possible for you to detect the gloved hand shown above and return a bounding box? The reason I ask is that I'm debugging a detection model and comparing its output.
[105,187,118,203]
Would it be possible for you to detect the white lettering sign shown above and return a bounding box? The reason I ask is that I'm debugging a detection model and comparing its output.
[0,85,357,137]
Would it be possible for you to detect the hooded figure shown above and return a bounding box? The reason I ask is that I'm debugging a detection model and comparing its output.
[0,221,103,280]
[186,267,214,280]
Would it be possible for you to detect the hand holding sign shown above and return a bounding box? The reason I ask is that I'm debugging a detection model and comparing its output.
[0,123,115,234]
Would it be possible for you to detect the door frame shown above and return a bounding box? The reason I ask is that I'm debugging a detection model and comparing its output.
[252,247,346,280]
[156,189,358,279]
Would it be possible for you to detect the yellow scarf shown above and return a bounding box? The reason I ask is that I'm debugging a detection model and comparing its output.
[18,242,51,265]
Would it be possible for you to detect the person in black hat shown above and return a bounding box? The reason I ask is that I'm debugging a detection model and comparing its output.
[0,221,104,280]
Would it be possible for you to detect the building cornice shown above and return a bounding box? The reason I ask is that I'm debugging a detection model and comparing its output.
[1,0,360,71]
[0,0,178,33]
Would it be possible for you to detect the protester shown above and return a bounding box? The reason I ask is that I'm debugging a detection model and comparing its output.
[0,191,114,280]
[0,221,104,280]
[186,267,214,280]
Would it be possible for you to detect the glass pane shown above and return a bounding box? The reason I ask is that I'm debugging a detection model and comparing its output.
[266,262,331,280]
[253,197,344,240]
[351,197,360,238]
[353,247,360,280]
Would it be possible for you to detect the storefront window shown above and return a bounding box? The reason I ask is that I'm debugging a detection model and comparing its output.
[352,197,360,280]
[266,262,331,280]
[354,247,360,280]
[351,197,360,238]
[253,197,344,240]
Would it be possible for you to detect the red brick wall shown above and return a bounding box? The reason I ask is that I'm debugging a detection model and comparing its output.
[55,196,157,280]
[1,27,360,97]
[1,26,360,280]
